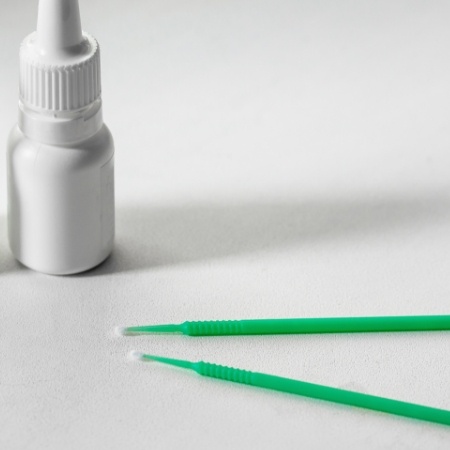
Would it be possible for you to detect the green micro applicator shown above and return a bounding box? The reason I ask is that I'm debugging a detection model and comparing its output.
[131,351,450,427]
[117,314,450,336]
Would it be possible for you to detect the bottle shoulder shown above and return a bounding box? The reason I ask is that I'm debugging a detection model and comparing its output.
[8,124,114,171]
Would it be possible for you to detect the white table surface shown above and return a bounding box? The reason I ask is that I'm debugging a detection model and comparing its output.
[1,1,450,449]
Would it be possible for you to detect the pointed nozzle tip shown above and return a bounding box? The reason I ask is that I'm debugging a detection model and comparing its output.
[36,0,84,54]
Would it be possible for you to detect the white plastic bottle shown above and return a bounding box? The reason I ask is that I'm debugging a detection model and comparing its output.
[7,0,115,275]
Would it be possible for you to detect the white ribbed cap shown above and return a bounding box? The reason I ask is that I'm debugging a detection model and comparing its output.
[19,0,101,112]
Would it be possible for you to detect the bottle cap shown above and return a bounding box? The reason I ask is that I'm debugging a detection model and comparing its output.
[19,0,101,112]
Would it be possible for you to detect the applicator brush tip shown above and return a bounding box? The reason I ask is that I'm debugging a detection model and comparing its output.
[129,351,145,361]
[115,326,128,336]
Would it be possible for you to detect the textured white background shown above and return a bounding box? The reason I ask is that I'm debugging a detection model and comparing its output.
[1,0,450,449]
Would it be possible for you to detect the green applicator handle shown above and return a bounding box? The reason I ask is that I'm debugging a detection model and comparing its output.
[122,315,450,336]
[135,353,450,427]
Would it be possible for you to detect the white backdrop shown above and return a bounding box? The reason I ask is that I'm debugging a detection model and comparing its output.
[1,1,450,449]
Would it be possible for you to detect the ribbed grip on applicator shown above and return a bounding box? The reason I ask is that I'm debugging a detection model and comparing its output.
[196,362,255,385]
[19,33,101,112]
[185,320,245,336]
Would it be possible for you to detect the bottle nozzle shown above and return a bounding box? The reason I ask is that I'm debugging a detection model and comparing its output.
[36,0,83,55]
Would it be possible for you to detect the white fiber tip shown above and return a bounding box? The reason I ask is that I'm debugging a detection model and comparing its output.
[115,326,127,336]
[129,351,145,362]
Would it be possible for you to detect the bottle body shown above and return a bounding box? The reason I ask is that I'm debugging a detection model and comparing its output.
[7,124,115,275]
